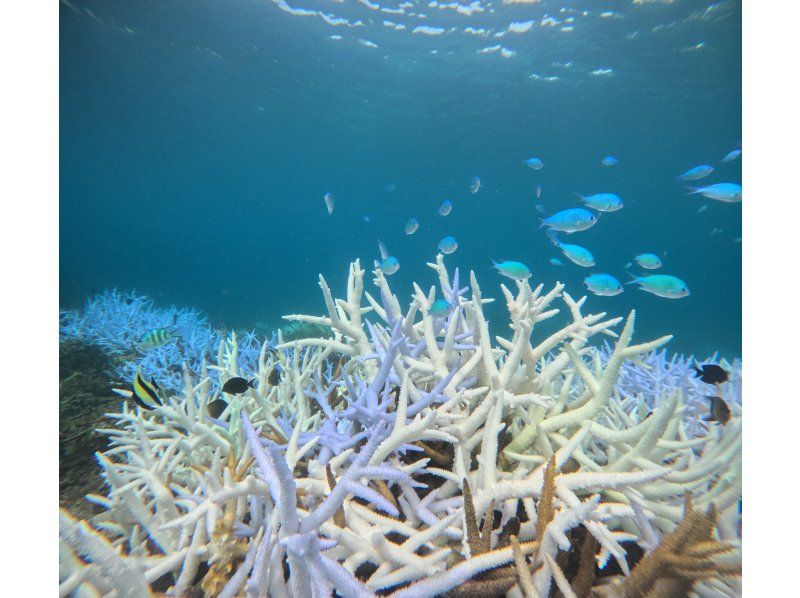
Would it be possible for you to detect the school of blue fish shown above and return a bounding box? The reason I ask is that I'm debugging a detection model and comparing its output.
[319,147,740,299]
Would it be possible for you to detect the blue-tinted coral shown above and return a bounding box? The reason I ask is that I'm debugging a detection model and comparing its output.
[60,289,272,391]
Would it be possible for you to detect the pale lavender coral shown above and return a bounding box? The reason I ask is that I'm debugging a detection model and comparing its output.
[274,317,456,465]
[608,344,742,435]
[239,412,412,596]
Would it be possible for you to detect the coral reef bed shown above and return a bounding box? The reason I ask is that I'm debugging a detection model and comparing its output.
[59,340,117,519]
[59,257,741,597]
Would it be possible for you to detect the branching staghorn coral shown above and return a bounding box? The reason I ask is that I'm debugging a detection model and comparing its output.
[592,497,742,598]
[59,256,741,597]
[60,289,270,391]
[610,345,742,438]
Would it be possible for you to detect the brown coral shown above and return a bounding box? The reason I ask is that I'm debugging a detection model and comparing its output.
[618,497,741,598]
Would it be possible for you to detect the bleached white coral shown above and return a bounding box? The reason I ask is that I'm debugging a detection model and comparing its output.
[59,257,741,596]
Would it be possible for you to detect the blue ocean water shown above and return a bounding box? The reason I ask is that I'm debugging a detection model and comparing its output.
[60,0,741,358]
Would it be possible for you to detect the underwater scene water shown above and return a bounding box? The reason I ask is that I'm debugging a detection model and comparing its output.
[59,1,742,596]
[61,0,741,359]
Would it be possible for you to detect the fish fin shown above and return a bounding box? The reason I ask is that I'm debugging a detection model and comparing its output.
[545,230,559,246]
[574,192,585,203]
[150,377,164,405]
[538,217,547,229]
[248,378,258,389]
[624,272,640,285]
[377,239,389,260]
[686,186,703,195]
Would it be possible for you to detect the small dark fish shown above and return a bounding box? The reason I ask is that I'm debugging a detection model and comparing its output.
[207,398,229,419]
[692,364,729,385]
[268,365,282,386]
[132,368,163,410]
[704,395,731,425]
[221,377,257,394]
[561,457,580,474]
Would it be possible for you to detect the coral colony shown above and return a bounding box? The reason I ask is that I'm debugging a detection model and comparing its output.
[59,257,741,596]
[60,290,268,392]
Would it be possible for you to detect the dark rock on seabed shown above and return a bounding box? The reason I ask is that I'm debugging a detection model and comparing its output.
[59,339,120,519]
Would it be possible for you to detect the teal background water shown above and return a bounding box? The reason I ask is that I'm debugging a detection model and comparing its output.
[60,0,741,358]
